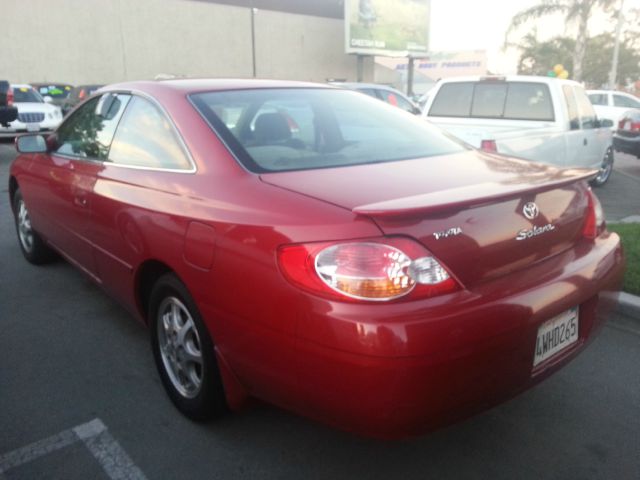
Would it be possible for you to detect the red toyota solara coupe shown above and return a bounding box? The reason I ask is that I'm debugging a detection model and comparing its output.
[9,79,624,438]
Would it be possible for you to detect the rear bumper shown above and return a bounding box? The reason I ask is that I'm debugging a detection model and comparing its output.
[613,134,640,157]
[292,232,624,438]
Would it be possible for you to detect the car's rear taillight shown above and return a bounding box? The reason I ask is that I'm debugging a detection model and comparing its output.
[7,87,13,107]
[631,121,640,131]
[583,188,605,240]
[480,139,497,153]
[278,238,460,302]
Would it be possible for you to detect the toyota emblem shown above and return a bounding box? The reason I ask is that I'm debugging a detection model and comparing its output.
[523,202,539,220]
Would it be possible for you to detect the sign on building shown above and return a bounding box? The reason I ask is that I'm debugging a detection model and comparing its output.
[345,0,430,57]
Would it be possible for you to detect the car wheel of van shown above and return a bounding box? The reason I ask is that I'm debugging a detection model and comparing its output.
[12,189,56,264]
[149,273,227,421]
[591,147,614,187]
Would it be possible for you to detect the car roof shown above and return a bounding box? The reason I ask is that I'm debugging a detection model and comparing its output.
[11,84,36,90]
[103,78,331,95]
[434,75,581,87]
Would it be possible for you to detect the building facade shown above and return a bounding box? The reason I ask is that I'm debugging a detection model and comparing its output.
[2,0,374,85]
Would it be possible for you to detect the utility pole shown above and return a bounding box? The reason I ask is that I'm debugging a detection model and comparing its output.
[608,0,624,89]
[250,1,257,78]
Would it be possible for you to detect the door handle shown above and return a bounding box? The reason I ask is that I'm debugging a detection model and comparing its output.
[583,138,588,146]
[74,196,88,207]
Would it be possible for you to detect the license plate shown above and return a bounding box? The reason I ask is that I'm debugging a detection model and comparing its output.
[533,307,579,367]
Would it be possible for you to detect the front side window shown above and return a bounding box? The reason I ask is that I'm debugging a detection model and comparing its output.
[574,87,597,129]
[613,94,640,109]
[190,88,464,173]
[108,96,192,170]
[563,85,580,130]
[55,94,130,159]
[588,93,607,106]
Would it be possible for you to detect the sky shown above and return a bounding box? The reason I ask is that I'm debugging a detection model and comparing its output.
[428,0,640,74]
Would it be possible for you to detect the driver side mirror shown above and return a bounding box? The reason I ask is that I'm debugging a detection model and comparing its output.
[599,118,614,128]
[16,134,48,153]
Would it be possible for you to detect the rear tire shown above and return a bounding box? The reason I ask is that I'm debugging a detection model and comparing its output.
[12,189,56,264]
[591,147,614,187]
[149,273,227,421]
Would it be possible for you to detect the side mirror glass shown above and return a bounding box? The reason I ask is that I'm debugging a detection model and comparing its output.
[16,134,47,153]
[600,118,614,128]
[570,119,580,130]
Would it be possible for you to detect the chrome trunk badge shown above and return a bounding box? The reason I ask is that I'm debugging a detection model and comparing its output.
[523,202,539,220]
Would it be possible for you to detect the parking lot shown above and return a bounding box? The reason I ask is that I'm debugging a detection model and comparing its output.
[0,141,639,480]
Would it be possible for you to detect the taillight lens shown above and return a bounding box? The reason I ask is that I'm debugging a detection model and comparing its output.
[583,188,605,239]
[632,122,640,131]
[278,238,460,302]
[7,87,13,106]
[480,139,497,153]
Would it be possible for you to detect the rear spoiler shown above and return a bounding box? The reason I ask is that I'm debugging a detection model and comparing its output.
[353,169,597,217]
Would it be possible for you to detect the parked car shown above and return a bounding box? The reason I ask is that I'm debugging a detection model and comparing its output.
[422,76,615,186]
[613,109,640,158]
[330,82,421,114]
[0,84,63,137]
[0,80,18,126]
[60,84,103,115]
[587,89,640,127]
[9,79,623,438]
[30,83,74,107]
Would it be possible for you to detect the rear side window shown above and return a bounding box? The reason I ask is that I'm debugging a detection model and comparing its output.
[613,94,640,109]
[357,88,379,99]
[429,81,554,121]
[108,96,192,170]
[378,89,415,113]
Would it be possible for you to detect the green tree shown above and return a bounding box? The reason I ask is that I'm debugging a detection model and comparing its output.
[507,0,615,82]
[516,33,640,87]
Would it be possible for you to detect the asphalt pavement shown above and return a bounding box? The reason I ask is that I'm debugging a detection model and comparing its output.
[1,142,639,480]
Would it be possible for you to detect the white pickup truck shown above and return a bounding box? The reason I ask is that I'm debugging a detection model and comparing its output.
[422,75,614,186]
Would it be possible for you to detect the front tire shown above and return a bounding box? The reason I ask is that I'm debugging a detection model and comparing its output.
[12,189,56,264]
[149,273,227,421]
[591,147,614,187]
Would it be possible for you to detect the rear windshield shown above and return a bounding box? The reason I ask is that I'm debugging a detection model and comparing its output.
[13,87,43,103]
[36,85,72,98]
[190,88,464,173]
[429,81,554,121]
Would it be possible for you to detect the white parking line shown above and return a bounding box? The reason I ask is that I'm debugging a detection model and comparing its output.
[0,418,147,480]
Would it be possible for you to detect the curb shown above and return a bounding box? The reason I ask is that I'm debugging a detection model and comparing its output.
[616,292,640,322]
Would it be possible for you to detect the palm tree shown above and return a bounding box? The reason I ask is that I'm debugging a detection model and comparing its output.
[507,0,615,82]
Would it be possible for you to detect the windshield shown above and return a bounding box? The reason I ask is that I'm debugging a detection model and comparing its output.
[190,88,464,173]
[36,84,73,98]
[13,86,44,103]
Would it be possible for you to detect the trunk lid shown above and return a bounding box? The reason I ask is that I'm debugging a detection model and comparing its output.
[260,151,595,286]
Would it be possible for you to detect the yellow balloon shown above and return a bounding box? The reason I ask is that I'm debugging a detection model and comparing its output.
[558,70,569,79]
[554,64,564,74]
